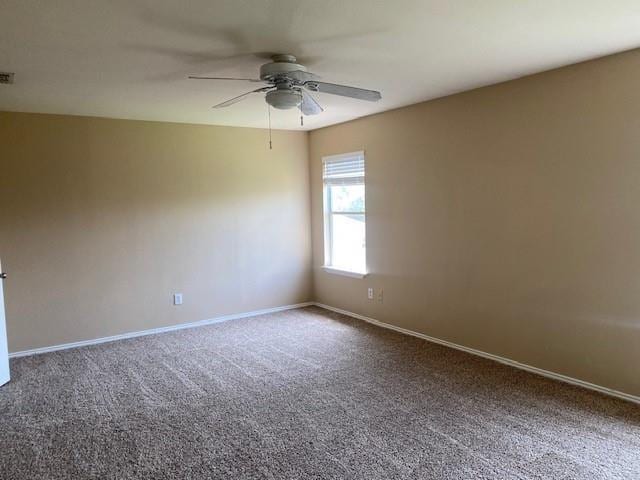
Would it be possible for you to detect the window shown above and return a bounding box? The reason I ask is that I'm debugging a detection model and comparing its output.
[322,151,366,277]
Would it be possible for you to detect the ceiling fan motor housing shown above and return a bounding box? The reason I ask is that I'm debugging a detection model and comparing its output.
[261,55,306,109]
[259,55,307,81]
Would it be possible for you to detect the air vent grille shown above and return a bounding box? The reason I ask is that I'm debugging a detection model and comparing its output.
[0,72,15,84]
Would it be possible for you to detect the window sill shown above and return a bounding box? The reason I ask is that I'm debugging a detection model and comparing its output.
[322,266,368,279]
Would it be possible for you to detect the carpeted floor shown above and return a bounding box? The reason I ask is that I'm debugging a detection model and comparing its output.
[0,306,638,479]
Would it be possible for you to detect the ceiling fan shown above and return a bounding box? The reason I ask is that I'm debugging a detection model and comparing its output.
[188,54,382,117]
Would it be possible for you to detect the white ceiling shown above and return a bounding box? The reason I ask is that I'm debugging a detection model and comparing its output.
[1,0,640,131]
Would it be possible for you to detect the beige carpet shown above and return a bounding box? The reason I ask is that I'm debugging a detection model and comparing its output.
[0,306,638,479]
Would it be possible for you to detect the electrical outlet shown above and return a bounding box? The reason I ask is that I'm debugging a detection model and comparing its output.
[377,288,384,303]
[173,293,183,305]
[0,72,15,85]
[367,287,374,300]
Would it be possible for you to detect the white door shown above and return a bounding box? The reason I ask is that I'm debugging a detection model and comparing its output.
[0,259,9,386]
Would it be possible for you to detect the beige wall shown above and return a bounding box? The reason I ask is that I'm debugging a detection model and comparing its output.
[310,49,640,397]
[0,112,311,352]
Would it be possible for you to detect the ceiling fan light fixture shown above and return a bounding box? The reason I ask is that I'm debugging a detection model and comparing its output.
[266,89,302,110]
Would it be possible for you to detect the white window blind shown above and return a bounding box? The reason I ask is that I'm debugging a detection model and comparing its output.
[323,152,364,186]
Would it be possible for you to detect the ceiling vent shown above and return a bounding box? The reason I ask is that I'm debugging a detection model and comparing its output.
[0,72,15,84]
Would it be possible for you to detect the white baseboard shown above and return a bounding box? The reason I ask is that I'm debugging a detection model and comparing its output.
[313,302,640,406]
[9,302,314,359]
[9,300,639,405]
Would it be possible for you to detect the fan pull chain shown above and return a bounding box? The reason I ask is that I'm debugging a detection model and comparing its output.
[268,104,273,150]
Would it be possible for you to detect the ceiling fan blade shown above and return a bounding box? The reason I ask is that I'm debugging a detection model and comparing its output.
[189,76,263,82]
[304,81,381,102]
[299,90,324,116]
[212,87,272,109]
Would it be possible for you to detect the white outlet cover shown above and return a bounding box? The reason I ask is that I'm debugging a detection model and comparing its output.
[367,288,374,300]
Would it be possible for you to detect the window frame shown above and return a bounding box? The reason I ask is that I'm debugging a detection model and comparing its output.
[322,151,368,278]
